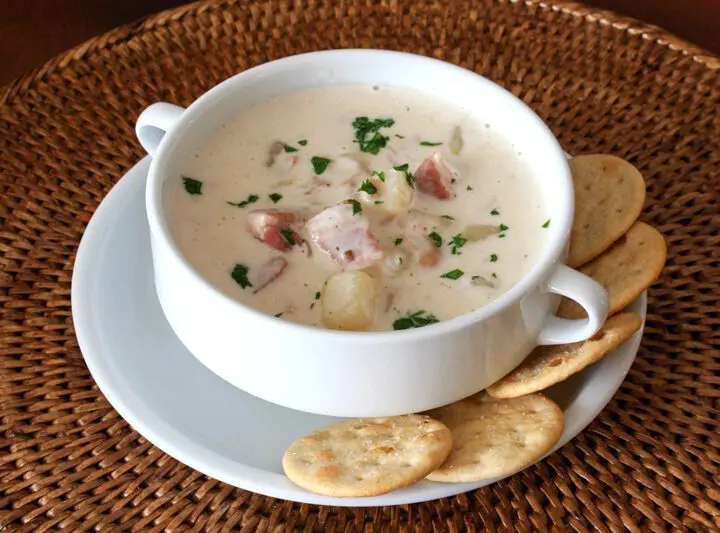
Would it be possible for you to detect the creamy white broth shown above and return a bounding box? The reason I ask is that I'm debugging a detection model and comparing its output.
[171,85,549,331]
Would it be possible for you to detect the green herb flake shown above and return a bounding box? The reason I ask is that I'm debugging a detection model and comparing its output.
[274,312,284,318]
[492,272,498,278]
[449,233,467,255]
[466,185,473,191]
[298,139,308,146]
[393,163,414,189]
[227,194,260,208]
[269,193,283,204]
[310,302,315,310]
[490,253,498,263]
[279,228,296,246]
[441,269,465,280]
[499,223,509,231]
[374,200,384,205]
[392,310,440,330]
[394,238,403,246]
[490,208,500,216]
[499,234,506,239]
[428,231,443,247]
[231,264,252,289]
[420,141,443,146]
[283,143,299,153]
[345,199,363,215]
[315,291,321,300]
[441,215,455,220]
[395,134,405,139]
[542,219,551,228]
[352,116,395,155]
[372,170,386,182]
[311,156,331,175]
[182,176,203,195]
[358,179,378,195]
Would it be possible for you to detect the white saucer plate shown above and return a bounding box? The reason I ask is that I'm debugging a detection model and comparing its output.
[72,157,646,506]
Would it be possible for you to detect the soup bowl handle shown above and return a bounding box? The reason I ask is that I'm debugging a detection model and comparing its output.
[536,264,608,345]
[135,102,186,157]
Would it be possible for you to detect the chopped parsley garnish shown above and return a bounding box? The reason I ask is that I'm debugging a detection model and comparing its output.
[374,200,384,205]
[466,185,473,191]
[274,312,284,318]
[298,139,308,146]
[283,143,299,153]
[227,194,260,208]
[230,264,252,289]
[310,303,315,310]
[490,208,500,216]
[311,156,331,175]
[441,215,455,220]
[279,228,296,246]
[441,269,465,280]
[542,219,551,228]
[345,199,363,215]
[395,134,405,139]
[449,233,467,255]
[182,176,203,195]
[372,170,386,182]
[420,141,443,146]
[490,253,498,263]
[394,238,403,246]
[352,116,395,154]
[428,231,443,247]
[315,291,321,300]
[393,310,440,330]
[499,223,509,231]
[358,179,378,195]
[269,193,283,204]
[393,163,414,188]
[499,234,506,239]
[492,272,498,278]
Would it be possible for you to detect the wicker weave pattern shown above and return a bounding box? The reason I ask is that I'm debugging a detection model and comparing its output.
[1,1,718,530]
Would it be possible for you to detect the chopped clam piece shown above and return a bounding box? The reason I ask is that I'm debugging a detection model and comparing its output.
[450,126,464,155]
[471,275,495,288]
[321,271,378,331]
[382,248,409,276]
[266,141,285,167]
[464,224,500,241]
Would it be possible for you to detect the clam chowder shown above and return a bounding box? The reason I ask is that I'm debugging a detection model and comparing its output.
[170,85,550,331]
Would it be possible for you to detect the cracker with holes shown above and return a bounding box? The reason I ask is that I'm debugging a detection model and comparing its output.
[282,415,452,497]
[425,392,563,483]
[559,221,666,319]
[567,154,646,267]
[486,312,642,399]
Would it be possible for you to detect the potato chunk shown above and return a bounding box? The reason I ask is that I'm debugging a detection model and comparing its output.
[321,271,378,331]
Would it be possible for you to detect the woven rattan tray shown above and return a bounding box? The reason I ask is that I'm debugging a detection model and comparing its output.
[1,0,718,530]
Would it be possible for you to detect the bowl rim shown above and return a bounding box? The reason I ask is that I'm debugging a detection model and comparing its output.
[144,48,574,344]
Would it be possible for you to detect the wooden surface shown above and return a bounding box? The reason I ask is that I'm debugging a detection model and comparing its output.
[0,0,718,87]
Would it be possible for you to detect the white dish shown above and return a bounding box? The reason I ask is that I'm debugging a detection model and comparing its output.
[72,157,646,506]
[136,49,608,417]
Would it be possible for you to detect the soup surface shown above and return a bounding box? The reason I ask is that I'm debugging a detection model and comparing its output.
[171,85,550,331]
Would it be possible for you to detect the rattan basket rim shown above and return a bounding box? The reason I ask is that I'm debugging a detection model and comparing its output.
[1,0,719,108]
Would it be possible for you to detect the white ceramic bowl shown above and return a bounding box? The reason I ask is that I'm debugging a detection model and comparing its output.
[135,49,608,418]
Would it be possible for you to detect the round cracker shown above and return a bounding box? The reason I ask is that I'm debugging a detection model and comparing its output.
[559,221,666,319]
[568,154,646,267]
[425,393,563,483]
[486,312,642,399]
[282,415,452,497]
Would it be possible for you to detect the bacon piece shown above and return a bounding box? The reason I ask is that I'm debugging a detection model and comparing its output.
[246,209,304,251]
[307,203,384,269]
[414,153,453,200]
[253,257,288,293]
